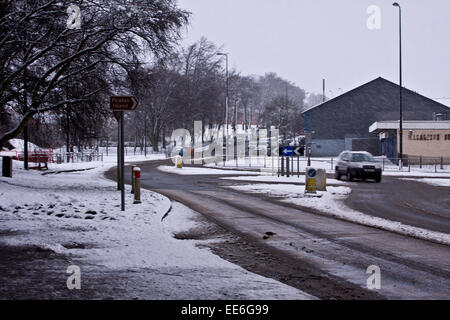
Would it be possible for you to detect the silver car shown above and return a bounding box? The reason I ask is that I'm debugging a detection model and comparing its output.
[335,151,382,183]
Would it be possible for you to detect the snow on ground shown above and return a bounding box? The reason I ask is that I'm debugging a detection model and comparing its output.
[401,178,450,187]
[383,171,450,177]
[158,165,263,176]
[0,157,314,299]
[227,183,450,246]
[204,156,334,173]
[221,175,348,186]
[203,156,450,177]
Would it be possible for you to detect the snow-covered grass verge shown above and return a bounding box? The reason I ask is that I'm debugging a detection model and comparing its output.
[227,184,450,246]
[158,165,263,176]
[0,160,314,299]
[0,149,167,173]
[204,156,335,173]
[401,178,450,187]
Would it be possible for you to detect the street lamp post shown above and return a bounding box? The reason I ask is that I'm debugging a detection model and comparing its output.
[217,52,229,165]
[393,2,403,162]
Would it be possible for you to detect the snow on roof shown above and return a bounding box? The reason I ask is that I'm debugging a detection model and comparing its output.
[6,139,45,151]
[369,121,450,133]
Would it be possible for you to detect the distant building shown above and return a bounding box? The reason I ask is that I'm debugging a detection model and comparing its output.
[369,120,450,159]
[301,77,450,156]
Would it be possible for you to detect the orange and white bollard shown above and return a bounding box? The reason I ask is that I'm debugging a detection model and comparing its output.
[133,167,142,204]
[131,165,136,194]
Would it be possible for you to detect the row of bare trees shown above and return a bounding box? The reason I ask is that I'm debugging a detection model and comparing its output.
[1,1,327,153]
[0,0,189,151]
[124,38,323,151]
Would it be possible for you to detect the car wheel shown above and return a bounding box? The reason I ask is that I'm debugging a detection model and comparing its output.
[375,175,382,183]
[335,167,341,180]
[347,169,354,182]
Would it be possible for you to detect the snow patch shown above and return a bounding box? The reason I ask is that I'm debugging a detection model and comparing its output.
[158,165,262,176]
[0,158,315,299]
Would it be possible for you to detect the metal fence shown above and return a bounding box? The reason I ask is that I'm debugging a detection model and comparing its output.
[183,153,450,175]
[15,151,104,165]
[377,156,450,173]
[54,152,104,164]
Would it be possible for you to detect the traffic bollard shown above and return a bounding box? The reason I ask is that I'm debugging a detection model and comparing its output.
[2,156,12,178]
[131,165,135,194]
[133,167,142,204]
[305,167,317,194]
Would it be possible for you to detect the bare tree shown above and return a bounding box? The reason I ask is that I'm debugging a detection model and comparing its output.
[0,0,189,149]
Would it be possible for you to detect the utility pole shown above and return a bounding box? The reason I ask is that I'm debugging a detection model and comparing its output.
[144,111,147,157]
[23,91,28,170]
[393,2,403,161]
[217,52,229,165]
[323,79,326,103]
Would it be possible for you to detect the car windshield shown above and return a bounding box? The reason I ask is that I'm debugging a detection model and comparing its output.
[351,153,375,162]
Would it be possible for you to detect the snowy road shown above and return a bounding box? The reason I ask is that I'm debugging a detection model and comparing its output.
[345,176,450,234]
[109,160,450,299]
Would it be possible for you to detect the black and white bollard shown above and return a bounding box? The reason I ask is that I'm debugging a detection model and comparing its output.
[133,167,142,204]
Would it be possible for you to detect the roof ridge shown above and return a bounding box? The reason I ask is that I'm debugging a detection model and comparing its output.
[302,77,450,113]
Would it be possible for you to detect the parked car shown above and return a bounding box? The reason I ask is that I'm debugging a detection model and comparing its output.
[335,151,382,183]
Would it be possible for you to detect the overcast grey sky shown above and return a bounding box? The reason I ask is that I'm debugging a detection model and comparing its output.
[177,0,450,107]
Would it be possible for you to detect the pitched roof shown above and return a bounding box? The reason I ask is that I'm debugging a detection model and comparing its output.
[302,77,450,114]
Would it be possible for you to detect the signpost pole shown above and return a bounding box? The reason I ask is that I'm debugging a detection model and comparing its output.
[110,96,139,212]
[117,119,121,191]
[286,155,290,178]
[120,111,125,211]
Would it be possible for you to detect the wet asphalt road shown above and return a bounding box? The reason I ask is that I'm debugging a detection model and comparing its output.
[344,175,450,234]
[106,160,450,299]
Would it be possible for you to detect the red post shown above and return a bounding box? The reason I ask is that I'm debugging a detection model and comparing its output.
[133,167,141,204]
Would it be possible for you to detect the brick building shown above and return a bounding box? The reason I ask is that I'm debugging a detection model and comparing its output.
[369,121,450,159]
[301,77,450,156]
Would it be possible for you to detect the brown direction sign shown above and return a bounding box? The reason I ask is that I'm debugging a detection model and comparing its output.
[110,96,139,111]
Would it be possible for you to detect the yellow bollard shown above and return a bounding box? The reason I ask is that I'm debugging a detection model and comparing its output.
[305,167,317,194]
[315,169,327,191]
[177,156,183,168]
